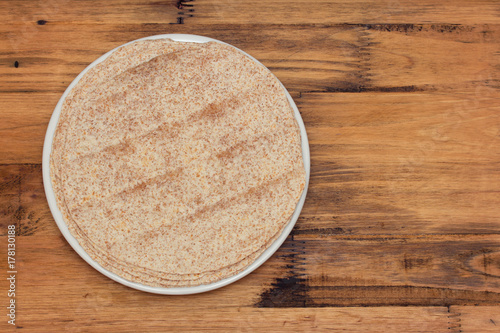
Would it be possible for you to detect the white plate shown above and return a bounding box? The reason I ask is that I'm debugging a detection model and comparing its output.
[42,34,310,295]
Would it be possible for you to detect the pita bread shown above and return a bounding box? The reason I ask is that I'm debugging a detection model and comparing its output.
[51,39,305,287]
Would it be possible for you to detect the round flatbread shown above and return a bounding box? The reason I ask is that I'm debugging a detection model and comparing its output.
[51,39,306,287]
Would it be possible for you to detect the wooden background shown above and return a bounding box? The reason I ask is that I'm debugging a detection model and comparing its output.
[1,0,500,331]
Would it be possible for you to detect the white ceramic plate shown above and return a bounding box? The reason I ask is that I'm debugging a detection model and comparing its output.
[42,34,310,294]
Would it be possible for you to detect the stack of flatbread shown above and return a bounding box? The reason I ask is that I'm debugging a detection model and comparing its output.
[50,38,306,287]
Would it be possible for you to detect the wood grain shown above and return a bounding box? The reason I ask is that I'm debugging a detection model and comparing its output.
[3,92,500,236]
[3,23,500,93]
[452,306,500,333]
[0,233,483,331]
[2,167,500,309]
[3,0,500,25]
[2,23,500,163]
[1,0,500,331]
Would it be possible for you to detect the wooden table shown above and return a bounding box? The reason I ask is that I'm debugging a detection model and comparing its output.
[1,1,500,331]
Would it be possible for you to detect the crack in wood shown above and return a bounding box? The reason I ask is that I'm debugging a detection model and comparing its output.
[361,23,475,34]
[448,306,462,333]
[256,237,311,307]
[292,227,350,236]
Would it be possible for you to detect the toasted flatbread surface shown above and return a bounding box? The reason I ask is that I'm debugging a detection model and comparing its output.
[51,39,306,287]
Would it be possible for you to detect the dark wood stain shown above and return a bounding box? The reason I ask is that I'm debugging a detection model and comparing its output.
[257,237,311,307]
[365,23,424,33]
[323,85,425,93]
[257,275,309,307]
[307,285,500,307]
[257,235,500,307]
[292,227,349,235]
[403,255,433,270]
[0,164,42,236]
[363,23,474,34]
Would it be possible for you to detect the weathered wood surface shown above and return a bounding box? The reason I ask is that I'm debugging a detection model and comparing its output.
[2,23,500,163]
[1,0,500,331]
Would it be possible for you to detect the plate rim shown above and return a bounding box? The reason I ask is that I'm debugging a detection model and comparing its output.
[42,34,310,295]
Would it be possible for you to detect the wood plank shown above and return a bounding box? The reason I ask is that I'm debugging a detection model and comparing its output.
[0,234,281,309]
[2,166,500,307]
[3,0,500,25]
[3,92,498,234]
[1,226,496,333]
[365,25,500,90]
[1,0,180,25]
[2,24,499,166]
[0,300,451,332]
[291,234,500,306]
[3,164,500,308]
[0,94,57,164]
[2,24,499,93]
[298,92,500,234]
[1,232,500,312]
[0,230,476,328]
[191,0,500,25]
[0,24,364,93]
[451,306,500,333]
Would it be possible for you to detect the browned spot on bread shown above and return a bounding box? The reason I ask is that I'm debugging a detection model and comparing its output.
[217,140,249,160]
[191,96,241,122]
[102,140,135,156]
[117,168,183,197]
[217,133,275,161]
